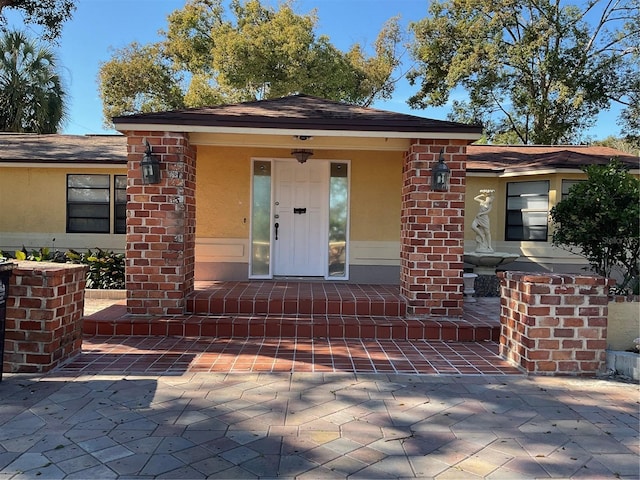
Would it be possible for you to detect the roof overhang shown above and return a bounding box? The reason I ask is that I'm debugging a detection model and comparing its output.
[0,161,126,168]
[112,123,483,142]
[112,94,484,144]
[467,167,640,177]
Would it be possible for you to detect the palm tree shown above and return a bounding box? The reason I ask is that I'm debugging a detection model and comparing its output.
[0,31,66,133]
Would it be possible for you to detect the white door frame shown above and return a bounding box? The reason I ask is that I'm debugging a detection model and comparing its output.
[249,157,350,280]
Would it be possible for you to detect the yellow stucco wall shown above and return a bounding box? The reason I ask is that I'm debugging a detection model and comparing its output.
[195,146,402,242]
[196,146,251,238]
[6,151,636,276]
[0,165,126,252]
[1,167,68,232]
[350,151,402,241]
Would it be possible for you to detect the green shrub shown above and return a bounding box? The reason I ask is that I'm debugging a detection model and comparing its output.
[65,248,125,289]
[12,246,67,262]
[551,159,640,295]
[1,247,125,289]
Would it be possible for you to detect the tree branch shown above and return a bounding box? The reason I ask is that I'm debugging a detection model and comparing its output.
[490,90,527,143]
[586,0,621,52]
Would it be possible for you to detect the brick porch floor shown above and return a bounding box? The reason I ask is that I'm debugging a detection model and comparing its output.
[68,282,521,376]
[60,336,521,375]
[83,281,500,342]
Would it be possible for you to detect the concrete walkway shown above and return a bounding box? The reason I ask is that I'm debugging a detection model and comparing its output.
[0,372,637,479]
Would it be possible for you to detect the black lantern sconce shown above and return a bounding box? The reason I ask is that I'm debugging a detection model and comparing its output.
[141,141,161,184]
[432,148,450,191]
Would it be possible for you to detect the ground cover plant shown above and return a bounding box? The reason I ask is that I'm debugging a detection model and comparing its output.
[1,247,125,289]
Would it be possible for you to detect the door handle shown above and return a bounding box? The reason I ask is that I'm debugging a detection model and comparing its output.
[274,222,279,240]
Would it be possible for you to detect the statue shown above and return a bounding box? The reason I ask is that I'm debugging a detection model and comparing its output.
[471,189,494,253]
[464,189,519,281]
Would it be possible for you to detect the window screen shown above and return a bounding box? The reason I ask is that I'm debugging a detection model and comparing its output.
[505,181,549,241]
[67,174,110,233]
[561,179,584,200]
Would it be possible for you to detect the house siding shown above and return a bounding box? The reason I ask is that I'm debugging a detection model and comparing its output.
[464,172,618,273]
[0,165,126,254]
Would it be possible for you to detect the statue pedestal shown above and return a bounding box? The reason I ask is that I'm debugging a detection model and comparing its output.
[463,251,519,273]
[464,251,520,297]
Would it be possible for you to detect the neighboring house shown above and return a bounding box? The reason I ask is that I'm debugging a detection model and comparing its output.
[465,145,640,273]
[0,133,127,255]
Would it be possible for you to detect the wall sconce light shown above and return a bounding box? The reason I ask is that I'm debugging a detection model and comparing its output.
[141,141,161,184]
[432,148,450,191]
[291,149,313,164]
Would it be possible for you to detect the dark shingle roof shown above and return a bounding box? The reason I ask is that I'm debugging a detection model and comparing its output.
[113,94,483,135]
[0,133,127,164]
[467,145,640,173]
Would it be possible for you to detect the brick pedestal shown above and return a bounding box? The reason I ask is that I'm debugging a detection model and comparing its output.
[400,140,467,318]
[3,261,87,373]
[124,132,196,315]
[499,272,610,376]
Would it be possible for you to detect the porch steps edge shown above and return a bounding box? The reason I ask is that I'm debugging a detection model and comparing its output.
[82,309,499,342]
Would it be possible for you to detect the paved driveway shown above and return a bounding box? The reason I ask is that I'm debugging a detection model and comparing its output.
[0,372,637,478]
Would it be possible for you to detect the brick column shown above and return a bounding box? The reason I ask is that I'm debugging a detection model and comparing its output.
[4,261,87,373]
[124,132,196,315]
[499,272,610,375]
[400,140,467,318]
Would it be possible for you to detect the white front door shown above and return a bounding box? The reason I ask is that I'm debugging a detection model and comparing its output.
[273,160,328,276]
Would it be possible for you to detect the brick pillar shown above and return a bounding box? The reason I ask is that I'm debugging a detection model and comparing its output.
[124,132,196,315]
[499,272,610,375]
[400,140,467,318]
[4,261,87,373]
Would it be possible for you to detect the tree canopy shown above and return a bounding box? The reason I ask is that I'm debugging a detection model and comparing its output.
[99,0,403,125]
[550,159,640,293]
[0,0,75,40]
[408,0,640,144]
[0,30,67,133]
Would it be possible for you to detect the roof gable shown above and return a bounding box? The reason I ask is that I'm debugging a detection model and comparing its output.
[113,94,483,136]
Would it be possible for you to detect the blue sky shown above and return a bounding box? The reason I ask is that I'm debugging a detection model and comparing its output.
[5,0,622,140]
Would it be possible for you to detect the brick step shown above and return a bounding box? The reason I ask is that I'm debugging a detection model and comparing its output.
[82,306,499,342]
[186,295,407,317]
[186,282,407,317]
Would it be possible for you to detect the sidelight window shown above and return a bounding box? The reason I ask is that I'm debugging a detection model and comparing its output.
[328,162,348,278]
[250,160,272,276]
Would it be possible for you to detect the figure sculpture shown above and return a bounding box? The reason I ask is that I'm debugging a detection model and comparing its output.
[465,189,519,278]
[471,189,494,252]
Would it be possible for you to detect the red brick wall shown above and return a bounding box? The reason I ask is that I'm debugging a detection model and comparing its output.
[124,131,196,315]
[400,140,467,317]
[3,261,87,373]
[499,272,610,375]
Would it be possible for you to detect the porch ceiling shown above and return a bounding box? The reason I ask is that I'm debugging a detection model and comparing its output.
[188,132,412,151]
